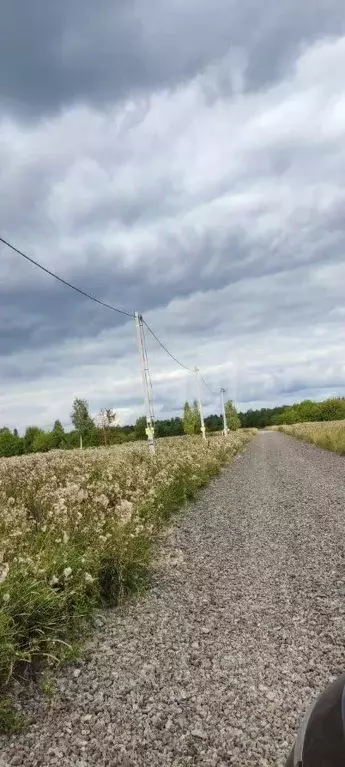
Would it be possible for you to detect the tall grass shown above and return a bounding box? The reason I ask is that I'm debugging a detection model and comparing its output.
[0,432,254,728]
[275,420,345,455]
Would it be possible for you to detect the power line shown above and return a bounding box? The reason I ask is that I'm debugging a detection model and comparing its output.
[198,371,219,397]
[142,317,194,373]
[1,236,224,401]
[143,318,219,398]
[0,235,134,318]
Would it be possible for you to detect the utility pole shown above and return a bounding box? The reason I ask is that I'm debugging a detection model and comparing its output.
[194,367,206,440]
[135,312,155,455]
[221,388,229,436]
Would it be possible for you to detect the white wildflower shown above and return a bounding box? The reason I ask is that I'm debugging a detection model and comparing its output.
[63,567,73,580]
[84,572,94,584]
[49,575,59,586]
[63,531,69,544]
[0,563,9,584]
[96,494,109,508]
[117,499,133,526]
[2,592,10,603]
[134,523,144,534]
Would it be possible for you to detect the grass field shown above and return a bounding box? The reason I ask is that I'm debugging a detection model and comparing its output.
[0,431,254,727]
[275,420,345,454]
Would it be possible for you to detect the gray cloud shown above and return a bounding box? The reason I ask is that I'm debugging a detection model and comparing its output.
[1,8,345,429]
[1,0,345,117]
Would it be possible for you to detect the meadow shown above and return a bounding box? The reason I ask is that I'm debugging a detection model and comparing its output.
[275,420,345,454]
[0,431,253,725]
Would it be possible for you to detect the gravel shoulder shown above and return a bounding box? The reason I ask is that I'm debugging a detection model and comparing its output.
[2,432,345,767]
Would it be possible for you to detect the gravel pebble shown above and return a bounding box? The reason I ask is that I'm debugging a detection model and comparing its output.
[1,432,345,766]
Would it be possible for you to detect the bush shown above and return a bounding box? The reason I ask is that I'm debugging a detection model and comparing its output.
[0,432,23,458]
[32,432,58,453]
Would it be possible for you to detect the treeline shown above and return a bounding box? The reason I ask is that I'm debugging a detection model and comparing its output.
[2,396,343,458]
[239,398,345,428]
[239,406,286,428]
[0,402,229,458]
[0,415,225,458]
[0,421,134,457]
[0,418,182,458]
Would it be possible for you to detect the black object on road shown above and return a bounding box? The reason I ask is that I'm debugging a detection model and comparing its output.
[286,673,345,765]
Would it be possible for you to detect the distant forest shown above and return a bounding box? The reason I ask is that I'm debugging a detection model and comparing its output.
[0,397,344,458]
[239,397,345,428]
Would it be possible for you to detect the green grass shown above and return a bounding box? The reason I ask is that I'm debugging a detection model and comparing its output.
[0,699,27,734]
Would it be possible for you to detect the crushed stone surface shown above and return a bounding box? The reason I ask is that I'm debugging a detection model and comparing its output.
[2,432,345,766]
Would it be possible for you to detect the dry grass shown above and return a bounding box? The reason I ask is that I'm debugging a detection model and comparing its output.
[275,420,345,455]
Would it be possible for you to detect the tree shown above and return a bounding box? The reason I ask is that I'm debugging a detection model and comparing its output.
[182,401,200,435]
[225,400,241,431]
[274,406,299,426]
[32,431,56,453]
[53,419,64,435]
[51,419,65,448]
[24,426,43,453]
[97,408,117,446]
[240,406,286,429]
[193,400,201,433]
[70,399,94,449]
[134,416,147,440]
[0,431,23,457]
[204,414,223,432]
[154,417,184,438]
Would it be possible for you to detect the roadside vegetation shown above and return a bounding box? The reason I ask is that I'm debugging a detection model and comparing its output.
[0,431,254,730]
[275,420,345,455]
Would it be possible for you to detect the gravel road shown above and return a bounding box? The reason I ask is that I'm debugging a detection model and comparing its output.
[2,432,345,767]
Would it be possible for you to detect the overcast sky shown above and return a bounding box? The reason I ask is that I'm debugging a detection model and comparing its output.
[1,0,345,430]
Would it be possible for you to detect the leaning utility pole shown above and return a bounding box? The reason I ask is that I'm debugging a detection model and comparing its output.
[194,367,206,440]
[135,312,155,455]
[221,387,229,436]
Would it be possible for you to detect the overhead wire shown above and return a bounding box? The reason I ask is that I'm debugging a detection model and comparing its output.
[143,318,219,399]
[198,371,219,397]
[142,318,194,373]
[1,235,222,401]
[0,236,134,318]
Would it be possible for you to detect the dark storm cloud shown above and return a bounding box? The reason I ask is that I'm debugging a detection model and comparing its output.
[1,0,344,116]
[0,260,131,357]
[2,190,343,363]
